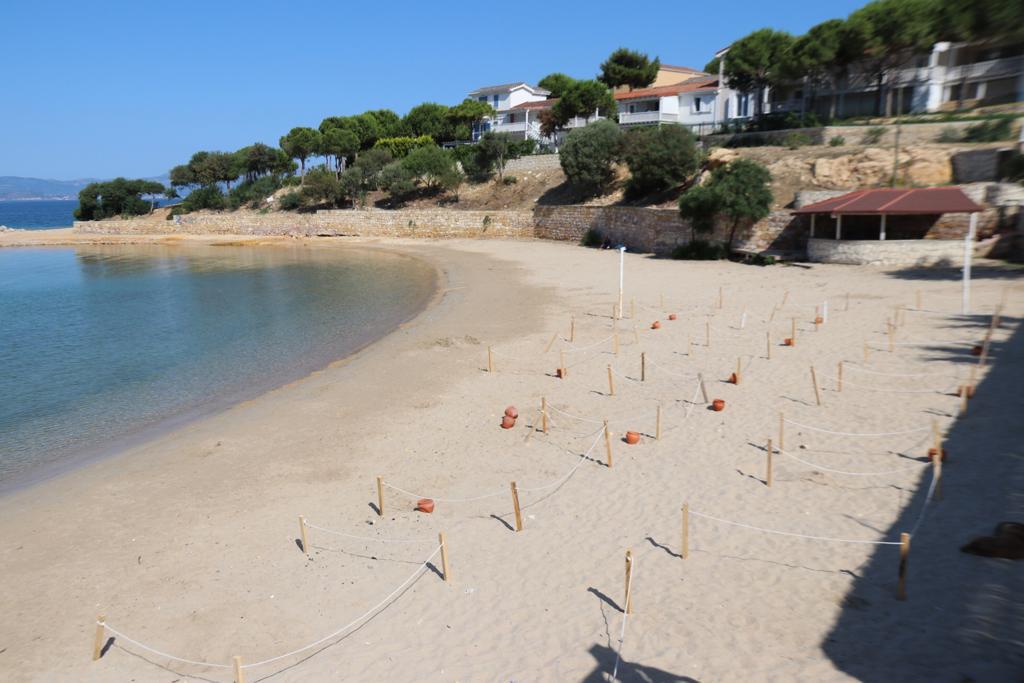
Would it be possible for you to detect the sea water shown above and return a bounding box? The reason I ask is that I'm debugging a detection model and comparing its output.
[0,244,435,490]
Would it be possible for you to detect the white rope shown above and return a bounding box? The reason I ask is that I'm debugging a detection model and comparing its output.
[783,418,931,438]
[689,510,903,545]
[867,339,976,348]
[844,364,960,379]
[303,522,434,544]
[643,356,696,381]
[909,468,939,536]
[518,430,605,493]
[610,555,635,682]
[823,374,960,395]
[560,333,616,354]
[610,366,641,383]
[100,624,233,669]
[242,546,442,669]
[776,447,928,476]
[384,482,506,503]
[102,547,442,671]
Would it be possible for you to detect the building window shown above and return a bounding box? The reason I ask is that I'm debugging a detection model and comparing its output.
[694,97,702,112]
[478,96,487,102]
[493,94,499,106]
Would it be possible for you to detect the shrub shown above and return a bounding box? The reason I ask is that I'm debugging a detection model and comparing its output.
[560,119,622,196]
[999,151,1024,182]
[402,144,462,192]
[861,127,886,145]
[783,132,812,149]
[450,144,494,183]
[379,161,418,200]
[301,167,345,207]
[936,126,963,143]
[671,240,728,260]
[621,125,701,198]
[282,175,301,187]
[828,135,845,147]
[678,159,773,249]
[502,175,518,185]
[373,135,436,158]
[277,191,304,211]
[182,185,226,212]
[228,175,283,210]
[963,118,1013,142]
[580,228,603,248]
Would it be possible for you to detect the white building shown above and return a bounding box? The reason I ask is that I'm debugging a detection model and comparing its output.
[467,82,550,141]
[615,75,754,135]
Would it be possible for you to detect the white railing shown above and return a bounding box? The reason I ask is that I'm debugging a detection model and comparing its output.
[945,56,1024,82]
[618,111,678,125]
[493,121,528,133]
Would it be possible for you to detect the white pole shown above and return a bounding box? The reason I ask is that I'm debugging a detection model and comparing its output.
[823,301,828,323]
[618,246,626,319]
[962,212,977,314]
[880,214,887,240]
[836,214,843,240]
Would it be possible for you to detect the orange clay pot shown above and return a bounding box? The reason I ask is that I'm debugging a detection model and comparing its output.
[927,447,947,463]
[625,431,641,445]
[815,316,824,324]
[651,321,661,330]
[501,415,516,429]
[556,367,566,379]
[971,345,983,356]
[504,406,519,419]
[712,399,725,412]
[729,372,738,384]
[783,338,794,346]
[668,314,678,321]
[416,498,435,513]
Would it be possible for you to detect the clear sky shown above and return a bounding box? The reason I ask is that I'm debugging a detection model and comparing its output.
[0,0,866,180]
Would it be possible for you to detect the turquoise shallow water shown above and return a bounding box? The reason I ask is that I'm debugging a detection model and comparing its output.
[0,244,436,490]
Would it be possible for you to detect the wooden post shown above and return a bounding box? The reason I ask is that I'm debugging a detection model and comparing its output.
[560,350,566,379]
[641,352,646,382]
[698,373,709,404]
[897,532,910,600]
[570,316,575,343]
[604,420,613,468]
[607,364,615,396]
[959,384,969,415]
[779,412,785,450]
[791,318,797,346]
[863,341,869,363]
[656,404,662,440]
[233,656,245,683]
[541,397,548,434]
[299,515,310,555]
[766,331,771,360]
[837,361,844,392]
[735,357,742,385]
[718,286,723,310]
[613,331,620,356]
[624,549,635,614]
[510,482,523,532]
[888,322,895,353]
[612,303,618,321]
[376,476,384,517]
[766,438,774,487]
[544,331,558,354]
[487,346,494,373]
[706,320,711,348]
[439,532,451,582]
[681,503,689,559]
[810,365,821,406]
[768,305,778,323]
[92,615,106,661]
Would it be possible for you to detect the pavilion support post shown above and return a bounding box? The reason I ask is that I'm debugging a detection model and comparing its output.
[880,214,887,241]
[835,214,842,241]
[962,212,977,315]
[810,213,816,238]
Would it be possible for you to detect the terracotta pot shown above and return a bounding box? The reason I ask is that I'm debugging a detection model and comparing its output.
[712,399,725,412]
[668,314,678,321]
[814,316,824,325]
[783,338,794,346]
[971,345,983,356]
[729,372,738,384]
[504,406,519,419]
[651,321,661,330]
[501,415,516,429]
[625,431,641,445]
[416,498,435,513]
[556,367,566,379]
[927,447,947,463]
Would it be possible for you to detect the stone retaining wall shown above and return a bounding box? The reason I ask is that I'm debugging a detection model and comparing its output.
[807,237,965,266]
[505,154,562,173]
[704,119,1021,149]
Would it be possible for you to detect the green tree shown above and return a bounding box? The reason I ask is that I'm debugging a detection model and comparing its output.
[679,159,773,249]
[301,167,345,207]
[378,162,418,201]
[366,109,406,138]
[538,72,577,98]
[74,178,168,220]
[403,103,451,143]
[475,132,524,182]
[552,80,617,127]
[677,183,721,240]
[598,48,660,91]
[279,127,322,182]
[338,148,394,207]
[373,135,436,159]
[703,57,721,75]
[933,0,1024,43]
[847,0,937,116]
[559,120,622,196]
[401,145,462,193]
[446,98,495,139]
[321,127,360,174]
[723,29,795,118]
[621,126,701,198]
[789,19,860,120]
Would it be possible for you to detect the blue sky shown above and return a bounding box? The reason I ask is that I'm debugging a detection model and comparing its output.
[0,0,865,179]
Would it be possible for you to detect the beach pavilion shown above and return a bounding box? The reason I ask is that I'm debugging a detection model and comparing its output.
[794,187,984,312]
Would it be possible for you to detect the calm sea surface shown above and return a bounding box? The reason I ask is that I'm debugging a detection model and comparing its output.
[0,244,436,490]
[0,200,79,229]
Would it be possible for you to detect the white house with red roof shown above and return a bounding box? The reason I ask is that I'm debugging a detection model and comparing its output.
[467,82,551,141]
[615,74,755,134]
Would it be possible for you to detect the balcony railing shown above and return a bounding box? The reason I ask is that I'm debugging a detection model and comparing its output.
[944,55,1024,82]
[492,121,528,133]
[618,111,678,125]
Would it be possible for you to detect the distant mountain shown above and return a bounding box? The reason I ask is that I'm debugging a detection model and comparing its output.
[0,175,170,201]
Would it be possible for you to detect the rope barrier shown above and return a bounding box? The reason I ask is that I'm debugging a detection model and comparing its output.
[610,554,635,682]
[783,418,931,437]
[843,364,960,379]
[303,522,435,544]
[820,373,960,395]
[775,447,928,477]
[100,545,442,672]
[867,339,976,349]
[518,430,605,493]
[689,510,903,545]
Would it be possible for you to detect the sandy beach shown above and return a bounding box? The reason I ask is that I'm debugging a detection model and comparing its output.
[0,233,1021,681]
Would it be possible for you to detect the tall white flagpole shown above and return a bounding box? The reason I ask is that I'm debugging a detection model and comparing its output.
[618,246,626,319]
[962,212,976,315]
